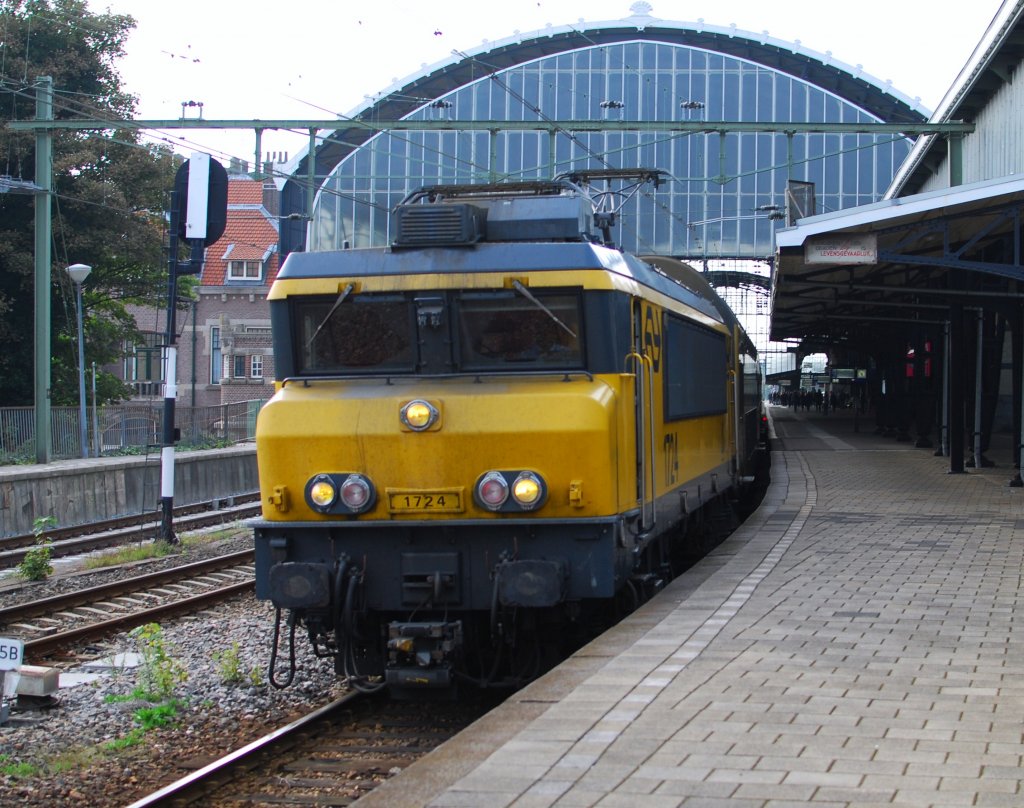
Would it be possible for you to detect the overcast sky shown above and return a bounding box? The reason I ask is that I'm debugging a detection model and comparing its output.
[85,0,1004,165]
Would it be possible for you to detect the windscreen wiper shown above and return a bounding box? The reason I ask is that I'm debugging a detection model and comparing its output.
[306,283,354,349]
[512,280,577,338]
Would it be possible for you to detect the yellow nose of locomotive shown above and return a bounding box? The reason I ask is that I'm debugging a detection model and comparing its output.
[256,376,628,521]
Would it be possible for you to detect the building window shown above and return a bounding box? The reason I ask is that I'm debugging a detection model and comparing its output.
[234,355,247,378]
[227,260,262,281]
[124,332,163,396]
[210,326,222,384]
[250,354,263,379]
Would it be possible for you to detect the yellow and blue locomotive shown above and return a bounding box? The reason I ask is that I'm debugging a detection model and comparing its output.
[254,176,766,693]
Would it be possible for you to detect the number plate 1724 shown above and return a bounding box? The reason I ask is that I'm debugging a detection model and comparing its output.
[386,488,464,513]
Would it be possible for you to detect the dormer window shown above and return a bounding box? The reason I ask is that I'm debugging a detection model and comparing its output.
[228,260,262,281]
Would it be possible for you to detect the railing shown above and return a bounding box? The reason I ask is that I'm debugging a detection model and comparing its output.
[0,400,266,465]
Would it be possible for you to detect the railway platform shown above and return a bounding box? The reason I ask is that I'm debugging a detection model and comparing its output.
[0,444,257,537]
[360,405,1024,808]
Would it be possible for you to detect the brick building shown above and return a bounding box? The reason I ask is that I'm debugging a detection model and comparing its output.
[123,169,282,410]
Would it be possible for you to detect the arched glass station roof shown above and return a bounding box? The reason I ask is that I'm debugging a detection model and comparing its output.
[280,4,926,264]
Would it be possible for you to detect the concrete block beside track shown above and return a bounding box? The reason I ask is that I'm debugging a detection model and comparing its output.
[0,445,258,537]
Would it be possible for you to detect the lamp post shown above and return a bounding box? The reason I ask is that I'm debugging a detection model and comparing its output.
[66,263,91,459]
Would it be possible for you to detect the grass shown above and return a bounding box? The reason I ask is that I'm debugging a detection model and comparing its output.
[0,756,41,778]
[82,542,177,569]
[81,527,243,570]
[0,747,104,779]
[97,695,186,754]
[103,728,146,751]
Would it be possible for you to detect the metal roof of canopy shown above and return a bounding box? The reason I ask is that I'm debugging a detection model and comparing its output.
[278,12,929,257]
[771,174,1024,345]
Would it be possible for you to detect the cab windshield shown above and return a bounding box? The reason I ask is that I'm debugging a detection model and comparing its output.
[291,289,583,375]
[297,296,415,373]
[458,293,582,370]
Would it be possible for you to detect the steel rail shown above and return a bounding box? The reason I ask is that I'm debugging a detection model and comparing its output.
[0,500,260,568]
[0,493,260,551]
[122,692,364,808]
[0,549,255,624]
[23,578,255,660]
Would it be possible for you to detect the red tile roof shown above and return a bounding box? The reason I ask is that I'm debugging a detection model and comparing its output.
[202,179,279,287]
[228,180,264,206]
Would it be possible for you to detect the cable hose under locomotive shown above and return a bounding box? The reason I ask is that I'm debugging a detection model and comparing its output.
[332,560,350,654]
[268,607,298,689]
[336,569,385,694]
[489,572,501,640]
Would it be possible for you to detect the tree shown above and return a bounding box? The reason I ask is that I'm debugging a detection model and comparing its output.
[0,0,179,407]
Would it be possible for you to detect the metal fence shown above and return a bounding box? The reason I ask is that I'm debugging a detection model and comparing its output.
[0,400,266,465]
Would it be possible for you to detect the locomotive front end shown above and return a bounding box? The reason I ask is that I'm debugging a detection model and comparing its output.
[253,244,638,691]
[253,176,759,694]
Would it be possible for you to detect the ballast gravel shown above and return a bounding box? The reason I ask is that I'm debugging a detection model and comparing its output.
[0,529,349,807]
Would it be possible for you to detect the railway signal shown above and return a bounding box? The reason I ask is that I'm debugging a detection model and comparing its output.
[160,154,228,544]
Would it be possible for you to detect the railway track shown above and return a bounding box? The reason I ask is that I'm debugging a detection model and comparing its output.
[0,550,256,660]
[126,690,497,807]
[0,494,261,569]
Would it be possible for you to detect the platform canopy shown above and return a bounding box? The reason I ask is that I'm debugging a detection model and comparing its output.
[771,174,1024,346]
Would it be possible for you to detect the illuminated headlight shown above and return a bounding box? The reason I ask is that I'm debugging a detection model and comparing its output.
[305,473,376,514]
[512,472,543,509]
[477,471,509,510]
[307,475,337,510]
[401,399,438,431]
[475,470,548,512]
[340,474,372,510]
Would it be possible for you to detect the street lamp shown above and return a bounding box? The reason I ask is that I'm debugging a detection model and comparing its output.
[66,263,91,458]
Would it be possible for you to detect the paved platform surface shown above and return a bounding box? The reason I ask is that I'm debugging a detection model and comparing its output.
[359,407,1024,808]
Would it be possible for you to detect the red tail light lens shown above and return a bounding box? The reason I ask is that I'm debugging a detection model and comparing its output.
[340,474,372,510]
[477,471,509,510]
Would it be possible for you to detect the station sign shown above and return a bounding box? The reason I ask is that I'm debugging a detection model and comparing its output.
[805,233,877,265]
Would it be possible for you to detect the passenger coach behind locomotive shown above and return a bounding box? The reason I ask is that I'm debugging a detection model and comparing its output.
[253,176,766,693]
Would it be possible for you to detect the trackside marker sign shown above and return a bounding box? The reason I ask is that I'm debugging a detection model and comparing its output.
[0,638,23,671]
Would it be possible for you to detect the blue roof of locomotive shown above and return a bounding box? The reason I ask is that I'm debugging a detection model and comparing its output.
[276,242,725,324]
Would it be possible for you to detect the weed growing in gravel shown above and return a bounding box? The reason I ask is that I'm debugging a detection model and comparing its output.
[212,642,245,684]
[248,664,264,688]
[103,686,161,704]
[17,515,56,581]
[212,641,266,688]
[0,754,40,779]
[83,541,177,569]
[135,700,183,730]
[193,527,240,543]
[104,728,146,751]
[130,622,188,699]
[44,747,103,774]
[81,526,242,570]
[1,743,109,779]
[100,697,186,752]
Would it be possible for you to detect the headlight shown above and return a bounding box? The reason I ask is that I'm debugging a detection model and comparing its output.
[512,472,543,509]
[477,471,509,510]
[401,399,439,431]
[475,470,547,512]
[308,475,337,510]
[305,473,376,514]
